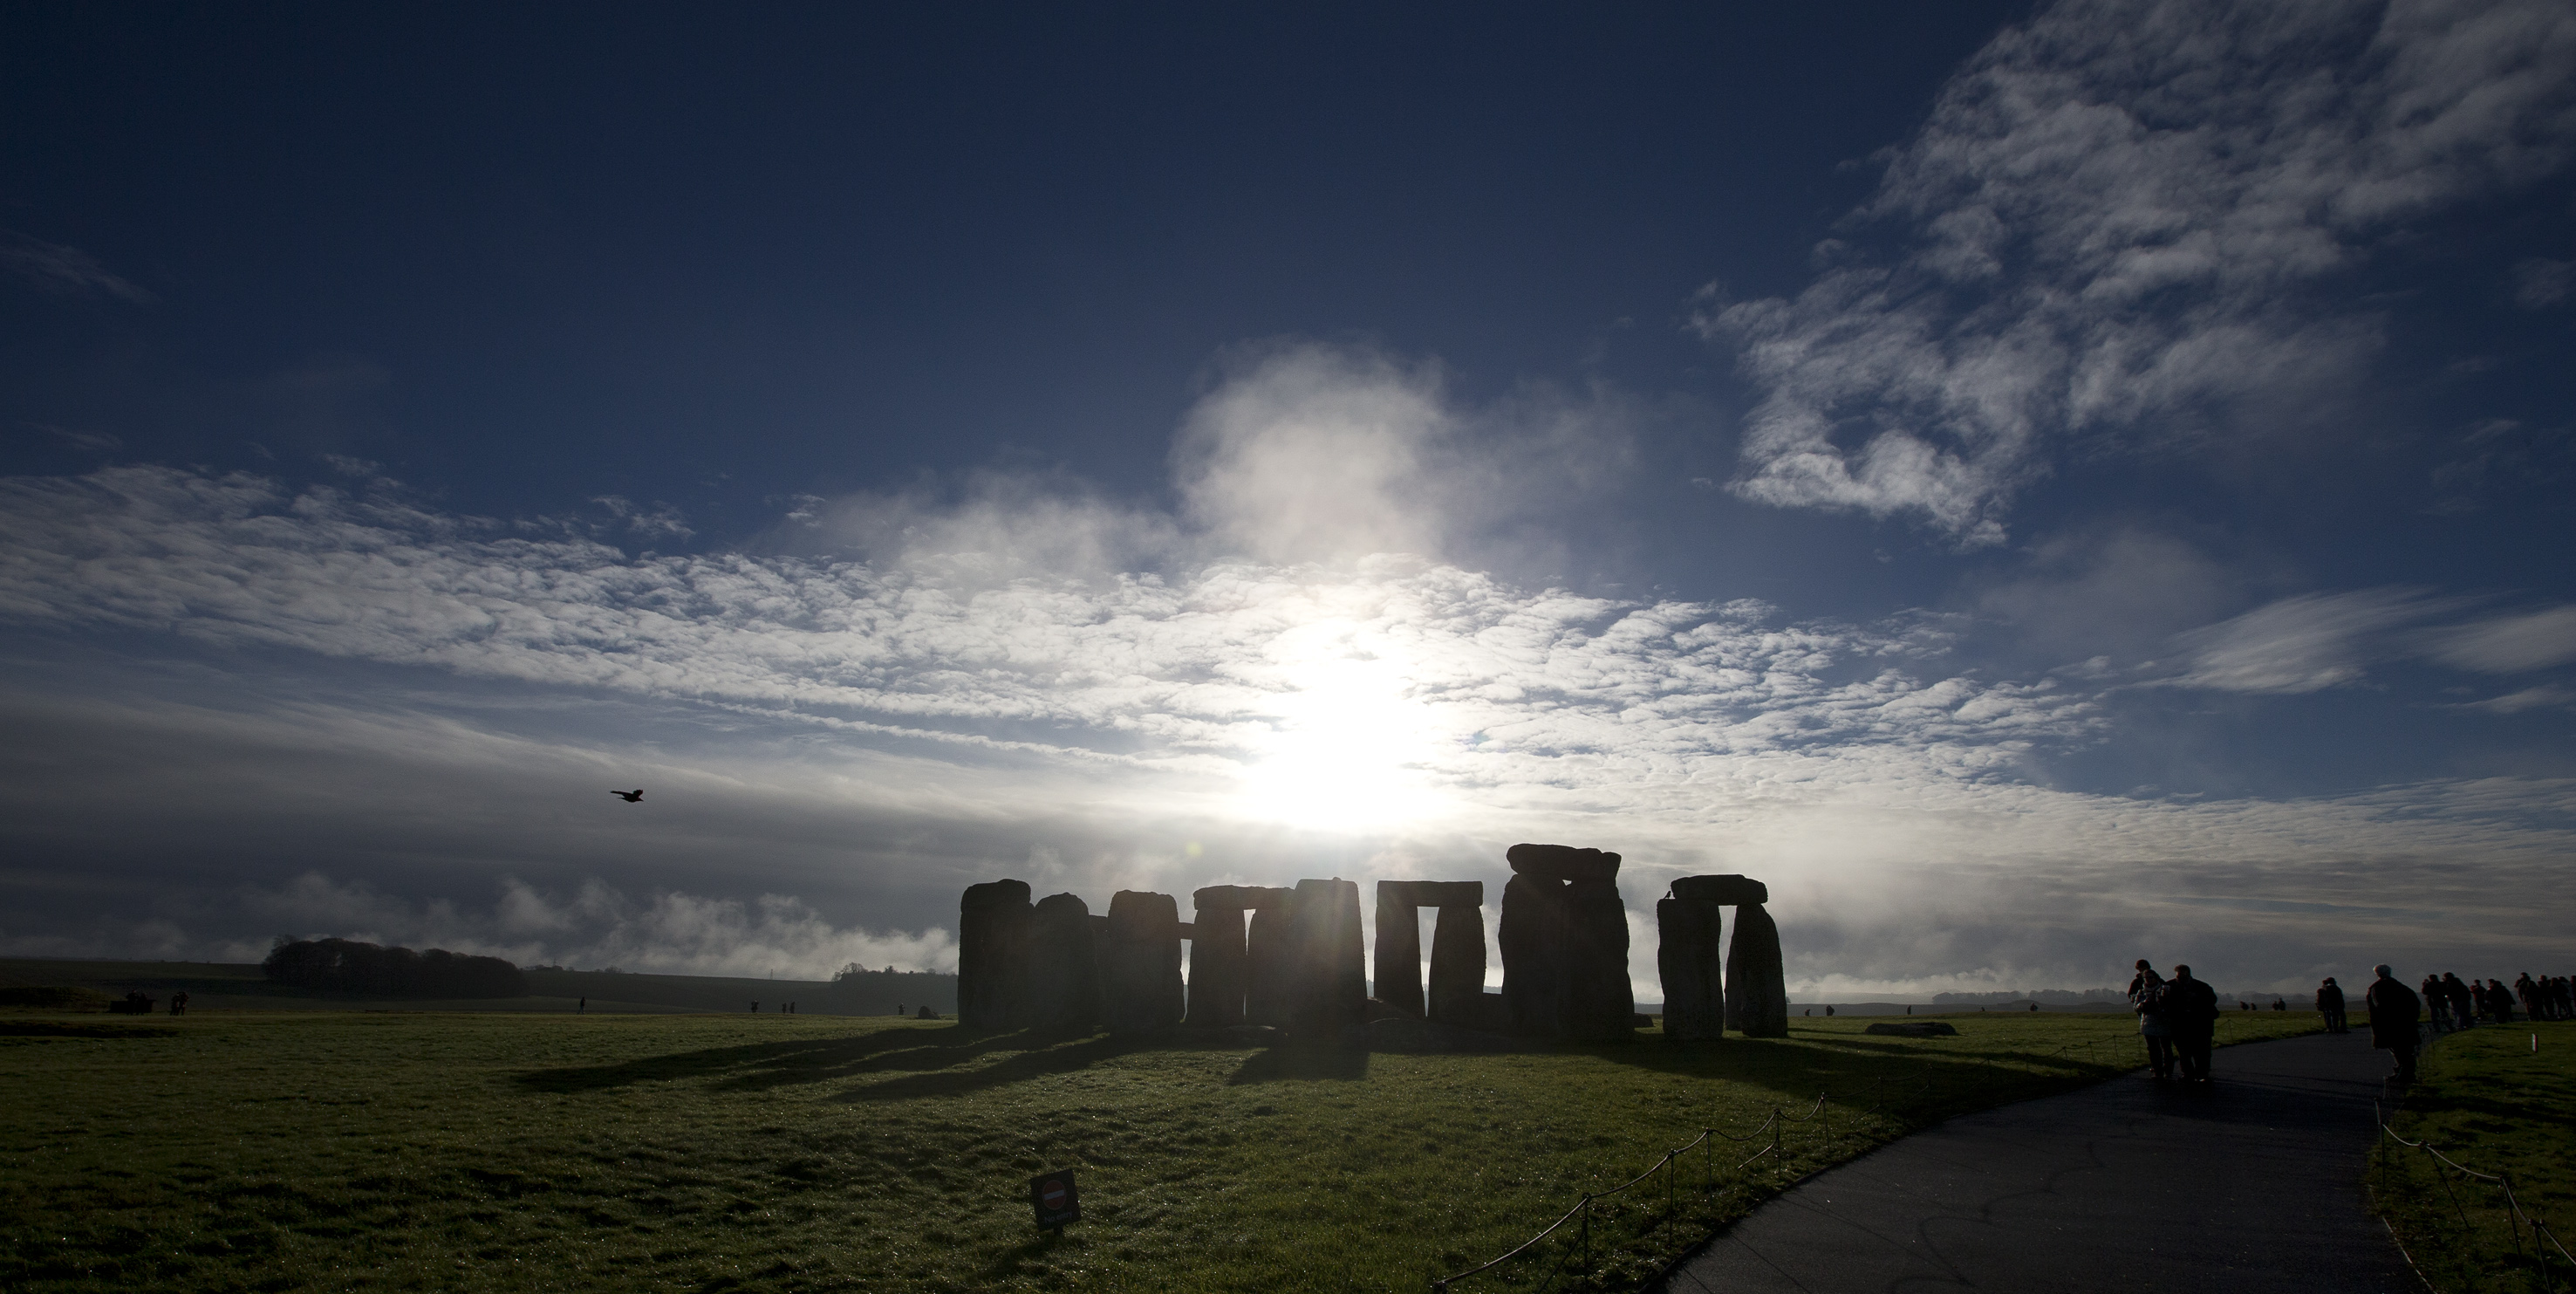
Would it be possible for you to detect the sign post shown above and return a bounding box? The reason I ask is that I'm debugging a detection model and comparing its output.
[1030,1168,1081,1231]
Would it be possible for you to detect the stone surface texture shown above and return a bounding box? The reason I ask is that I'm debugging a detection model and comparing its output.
[1026,892,1099,1033]
[1657,896,1725,1042]
[1724,901,1789,1037]
[1371,884,1425,1017]
[1426,900,1487,1026]
[958,879,1033,1030]
[1103,889,1183,1037]
[1286,878,1365,1043]
[1186,897,1247,1028]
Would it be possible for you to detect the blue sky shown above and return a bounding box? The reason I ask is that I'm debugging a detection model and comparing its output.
[3,0,2570,997]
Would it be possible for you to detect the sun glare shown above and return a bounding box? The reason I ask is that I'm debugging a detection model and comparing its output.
[1229,642,1449,832]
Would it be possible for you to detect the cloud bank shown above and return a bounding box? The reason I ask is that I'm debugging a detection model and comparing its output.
[3,343,2570,993]
[1699,0,2576,543]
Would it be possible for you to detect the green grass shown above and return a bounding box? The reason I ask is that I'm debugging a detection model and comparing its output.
[0,1008,2319,1293]
[2371,1020,2576,1294]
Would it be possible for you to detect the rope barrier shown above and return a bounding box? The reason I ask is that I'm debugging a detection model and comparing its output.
[1429,1025,2144,1290]
[2375,1093,2573,1292]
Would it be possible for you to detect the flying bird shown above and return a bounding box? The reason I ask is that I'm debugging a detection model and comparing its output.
[611,789,644,803]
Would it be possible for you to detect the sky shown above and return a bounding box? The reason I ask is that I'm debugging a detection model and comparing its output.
[3,0,2572,999]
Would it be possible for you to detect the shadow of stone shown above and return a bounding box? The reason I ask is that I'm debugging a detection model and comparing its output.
[830,1033,1155,1103]
[1226,1046,1371,1084]
[515,1024,1034,1094]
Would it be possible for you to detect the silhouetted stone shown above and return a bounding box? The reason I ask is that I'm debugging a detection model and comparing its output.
[1090,912,1112,1002]
[1725,902,1789,1038]
[1506,843,1622,883]
[1562,877,1636,1039]
[1500,873,1568,1035]
[959,880,1033,1030]
[1243,889,1295,1027]
[1657,897,1725,1042]
[1287,878,1365,1044]
[1028,892,1100,1034]
[1670,874,1768,906]
[1427,893,1488,1026]
[1372,882,1425,1017]
[1104,890,1184,1037]
[1866,1021,1957,1037]
[1186,887,1250,1028]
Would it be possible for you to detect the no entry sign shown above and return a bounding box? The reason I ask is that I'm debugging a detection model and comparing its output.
[1030,1168,1081,1229]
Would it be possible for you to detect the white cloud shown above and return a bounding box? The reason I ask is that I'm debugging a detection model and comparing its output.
[2514,257,2575,308]
[1699,0,2576,541]
[2164,587,2456,693]
[2453,683,2575,714]
[0,229,156,303]
[2418,605,2576,673]
[2156,590,2576,694]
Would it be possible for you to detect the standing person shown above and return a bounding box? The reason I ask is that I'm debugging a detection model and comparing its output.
[2316,977,2347,1033]
[2128,960,2174,1081]
[2485,979,2513,1024]
[2422,975,2450,1030]
[2165,965,2220,1084]
[2366,964,2423,1085]
[2443,974,2476,1029]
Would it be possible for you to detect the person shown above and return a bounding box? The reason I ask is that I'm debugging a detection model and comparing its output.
[2272,997,2286,1011]
[2164,965,2220,1083]
[2316,977,2347,1032]
[1825,1005,1835,1017]
[2486,979,2514,1024]
[2366,964,2422,1085]
[2443,973,2475,1029]
[2422,975,2450,1030]
[2129,960,2175,1081]
[577,996,586,1014]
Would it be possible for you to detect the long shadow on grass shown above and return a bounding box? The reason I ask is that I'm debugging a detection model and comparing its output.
[1226,1045,1370,1084]
[828,1032,1172,1103]
[516,1025,1080,1094]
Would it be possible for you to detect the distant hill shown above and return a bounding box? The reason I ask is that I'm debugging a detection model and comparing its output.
[0,958,955,1016]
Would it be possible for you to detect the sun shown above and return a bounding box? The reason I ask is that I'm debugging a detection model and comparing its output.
[1228,642,1449,832]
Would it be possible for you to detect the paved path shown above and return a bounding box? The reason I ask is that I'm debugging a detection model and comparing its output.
[1657,1030,2422,1293]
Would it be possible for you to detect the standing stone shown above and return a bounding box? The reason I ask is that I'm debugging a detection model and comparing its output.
[1657,896,1724,1042]
[1425,890,1487,1028]
[1028,892,1101,1034]
[1104,890,1184,1037]
[1561,877,1636,1040]
[1372,881,1425,1016]
[1286,878,1365,1043]
[1186,886,1252,1028]
[1242,888,1295,1026]
[959,880,1033,1030]
[1726,901,1789,1038]
[1499,872,1568,1036]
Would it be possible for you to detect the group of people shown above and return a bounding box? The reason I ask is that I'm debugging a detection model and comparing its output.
[2130,961,2568,1088]
[2417,971,2570,1028]
[2344,966,2568,1085]
[2126,960,2222,1083]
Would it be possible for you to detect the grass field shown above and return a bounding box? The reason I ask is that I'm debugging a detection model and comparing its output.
[2,1008,2320,1293]
[2371,1020,2576,1294]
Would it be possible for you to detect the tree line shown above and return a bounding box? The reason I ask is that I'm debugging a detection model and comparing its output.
[263,938,527,998]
